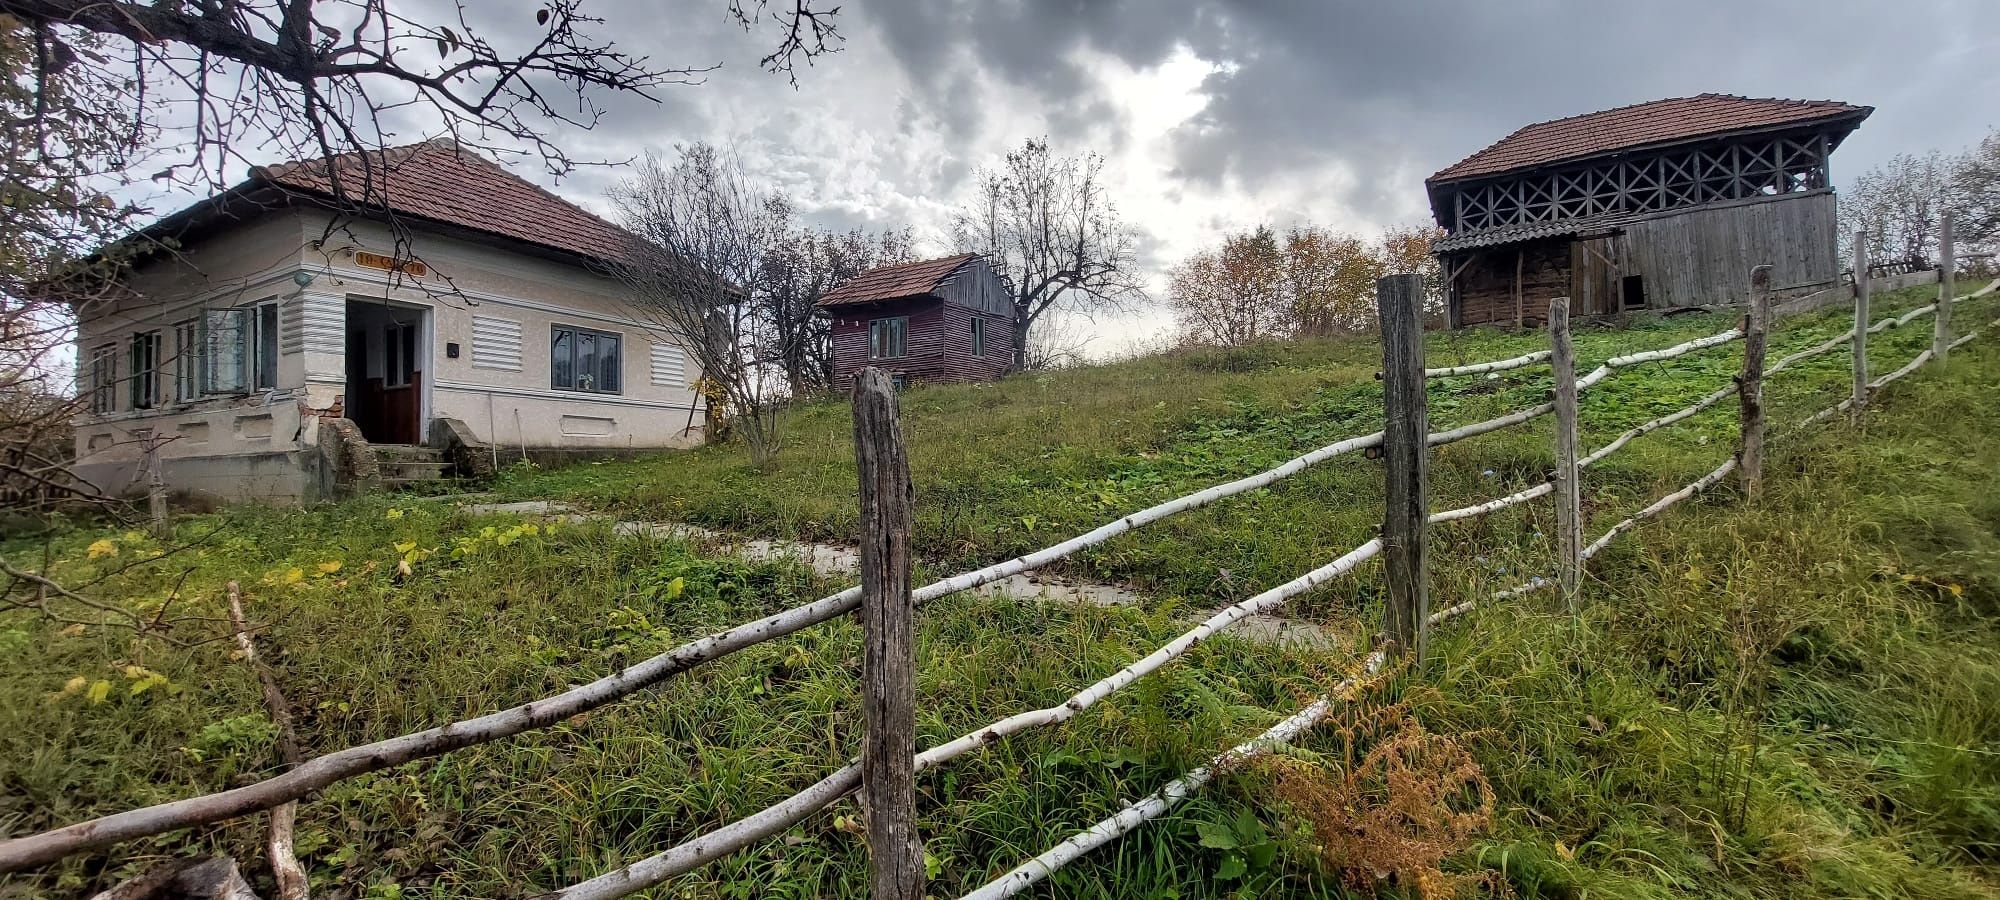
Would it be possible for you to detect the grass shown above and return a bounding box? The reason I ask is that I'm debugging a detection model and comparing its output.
[3,283,1999,898]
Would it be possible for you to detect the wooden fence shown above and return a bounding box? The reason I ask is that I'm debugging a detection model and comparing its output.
[4,223,1997,899]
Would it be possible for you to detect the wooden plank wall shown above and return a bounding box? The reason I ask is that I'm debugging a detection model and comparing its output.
[1622,191,1838,309]
[1453,240,1571,327]
[828,297,1015,387]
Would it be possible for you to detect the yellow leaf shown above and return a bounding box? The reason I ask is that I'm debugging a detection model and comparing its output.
[396,559,413,579]
[1948,583,1964,597]
[283,568,304,584]
[85,680,112,704]
[1556,840,1575,861]
[393,541,417,555]
[86,538,118,559]
[386,508,405,520]
[58,623,86,638]
[61,676,87,695]
[317,560,343,575]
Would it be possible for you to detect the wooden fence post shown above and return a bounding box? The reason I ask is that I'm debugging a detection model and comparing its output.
[1547,297,1582,611]
[1850,232,1870,425]
[1738,266,1772,501]
[851,367,922,900]
[1935,210,1956,366]
[1376,274,1430,661]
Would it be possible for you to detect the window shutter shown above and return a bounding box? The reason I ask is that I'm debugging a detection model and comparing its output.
[649,341,687,386]
[470,315,523,370]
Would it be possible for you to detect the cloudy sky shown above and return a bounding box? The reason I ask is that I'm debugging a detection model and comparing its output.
[170,0,2000,354]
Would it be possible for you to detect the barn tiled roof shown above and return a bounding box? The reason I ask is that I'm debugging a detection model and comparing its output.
[817,254,979,308]
[253,138,635,263]
[1431,216,1623,254]
[1429,94,1870,184]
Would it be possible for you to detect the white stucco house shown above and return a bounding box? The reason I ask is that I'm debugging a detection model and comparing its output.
[70,138,706,504]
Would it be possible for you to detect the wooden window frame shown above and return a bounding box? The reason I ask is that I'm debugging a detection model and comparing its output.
[869,316,908,360]
[128,330,162,410]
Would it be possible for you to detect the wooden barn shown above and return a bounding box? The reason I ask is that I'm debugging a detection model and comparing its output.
[818,253,1017,386]
[1428,94,1873,328]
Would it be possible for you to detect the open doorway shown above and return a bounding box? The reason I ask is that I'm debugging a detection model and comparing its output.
[1621,275,1647,311]
[344,300,429,445]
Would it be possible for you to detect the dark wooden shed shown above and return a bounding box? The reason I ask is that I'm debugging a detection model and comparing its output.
[1428,94,1872,327]
[818,254,1017,387]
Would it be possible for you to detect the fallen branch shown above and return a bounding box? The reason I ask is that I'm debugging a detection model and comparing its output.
[226,583,308,900]
[1424,349,1550,378]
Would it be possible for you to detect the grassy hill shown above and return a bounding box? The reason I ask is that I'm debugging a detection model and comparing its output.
[5,284,2000,898]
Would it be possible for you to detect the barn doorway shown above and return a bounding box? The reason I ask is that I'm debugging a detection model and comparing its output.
[1621,275,1647,311]
[344,299,431,445]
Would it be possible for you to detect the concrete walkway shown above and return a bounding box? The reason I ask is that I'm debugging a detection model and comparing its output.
[462,499,1344,649]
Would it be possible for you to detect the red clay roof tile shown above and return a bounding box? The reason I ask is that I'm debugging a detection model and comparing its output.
[1430,94,1869,183]
[254,138,635,263]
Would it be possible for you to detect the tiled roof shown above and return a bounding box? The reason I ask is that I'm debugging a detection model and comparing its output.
[1430,94,1870,183]
[816,254,978,308]
[1432,215,1621,254]
[253,138,635,263]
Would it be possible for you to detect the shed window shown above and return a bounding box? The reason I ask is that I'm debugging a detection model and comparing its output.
[970,317,986,357]
[128,331,161,410]
[1621,275,1646,311]
[87,343,117,414]
[552,324,622,394]
[870,316,907,360]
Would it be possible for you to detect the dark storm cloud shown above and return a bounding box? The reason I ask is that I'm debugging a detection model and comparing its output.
[839,0,1994,228]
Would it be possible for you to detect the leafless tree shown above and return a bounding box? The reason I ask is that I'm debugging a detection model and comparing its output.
[1953,126,2000,257]
[1842,150,1953,267]
[758,202,914,397]
[610,144,786,468]
[953,138,1144,369]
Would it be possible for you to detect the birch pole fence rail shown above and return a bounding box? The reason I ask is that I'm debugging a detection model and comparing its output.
[7,257,1999,898]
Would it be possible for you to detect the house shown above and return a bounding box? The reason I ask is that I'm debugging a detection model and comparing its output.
[1427,94,1873,327]
[817,254,1017,385]
[68,138,706,504]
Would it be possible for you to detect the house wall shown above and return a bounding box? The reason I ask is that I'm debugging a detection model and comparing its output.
[827,296,1016,386]
[71,209,705,505]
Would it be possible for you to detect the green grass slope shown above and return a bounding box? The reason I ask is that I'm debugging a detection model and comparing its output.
[2,284,1998,898]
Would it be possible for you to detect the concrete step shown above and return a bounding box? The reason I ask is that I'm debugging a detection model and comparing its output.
[373,443,446,462]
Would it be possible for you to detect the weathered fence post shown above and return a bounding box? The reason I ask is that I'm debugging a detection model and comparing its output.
[851,367,922,900]
[1376,274,1430,661]
[1850,231,1870,425]
[1935,210,1956,366]
[1738,266,1772,501]
[1547,297,1582,611]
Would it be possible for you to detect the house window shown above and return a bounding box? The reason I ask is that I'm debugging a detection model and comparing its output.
[970,317,986,357]
[87,343,117,414]
[384,320,418,388]
[870,316,907,359]
[201,307,249,395]
[552,324,622,394]
[252,301,279,389]
[174,319,200,402]
[128,331,161,410]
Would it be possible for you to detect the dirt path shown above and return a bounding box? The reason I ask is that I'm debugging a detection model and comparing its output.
[461,499,1344,648]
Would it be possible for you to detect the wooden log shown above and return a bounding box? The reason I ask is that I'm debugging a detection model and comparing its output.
[850,367,922,900]
[1547,297,1582,611]
[1738,266,1772,501]
[1936,211,1955,366]
[225,583,308,900]
[1513,249,1525,329]
[1851,231,1870,424]
[1376,274,1430,660]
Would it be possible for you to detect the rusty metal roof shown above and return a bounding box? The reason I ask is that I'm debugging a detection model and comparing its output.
[254,138,636,263]
[1430,94,1870,184]
[816,254,979,308]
